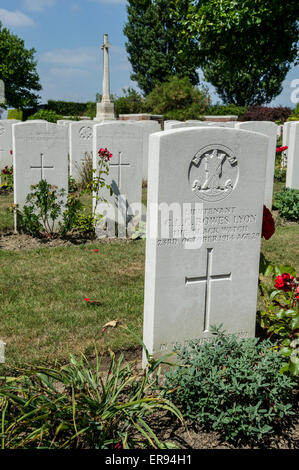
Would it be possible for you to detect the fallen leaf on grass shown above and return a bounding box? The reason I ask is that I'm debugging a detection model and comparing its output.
[101,319,120,333]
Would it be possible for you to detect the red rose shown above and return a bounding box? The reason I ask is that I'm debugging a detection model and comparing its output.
[262,205,275,240]
[274,273,295,292]
[98,147,112,161]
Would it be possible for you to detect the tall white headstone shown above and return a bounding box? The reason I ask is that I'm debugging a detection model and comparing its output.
[286,121,299,189]
[0,80,5,107]
[13,122,68,231]
[0,121,20,170]
[69,120,97,180]
[235,121,277,209]
[143,127,268,365]
[93,122,143,236]
[135,120,161,180]
[164,121,182,130]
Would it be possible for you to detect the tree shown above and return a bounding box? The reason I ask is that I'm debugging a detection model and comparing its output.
[0,22,41,109]
[144,76,210,120]
[172,0,299,106]
[124,0,201,95]
[114,88,145,116]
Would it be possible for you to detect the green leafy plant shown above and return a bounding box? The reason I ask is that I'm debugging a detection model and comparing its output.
[206,103,248,117]
[0,349,182,449]
[7,109,23,120]
[0,165,13,193]
[273,187,299,221]
[161,326,296,443]
[73,209,98,237]
[60,194,83,237]
[75,152,93,192]
[68,176,78,193]
[27,109,63,123]
[258,257,299,376]
[16,180,66,237]
[131,221,146,240]
[144,76,210,120]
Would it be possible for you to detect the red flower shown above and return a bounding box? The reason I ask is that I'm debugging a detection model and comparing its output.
[98,147,112,161]
[274,273,295,292]
[93,249,99,253]
[261,205,275,240]
[84,298,91,302]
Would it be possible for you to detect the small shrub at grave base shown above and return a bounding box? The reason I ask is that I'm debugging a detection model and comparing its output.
[16,180,81,238]
[68,176,78,193]
[258,258,299,376]
[238,106,292,123]
[273,188,299,221]
[27,109,63,123]
[0,351,182,449]
[7,109,23,120]
[161,327,297,443]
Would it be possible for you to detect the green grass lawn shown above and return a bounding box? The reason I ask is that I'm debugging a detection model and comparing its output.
[0,183,298,370]
[0,193,14,232]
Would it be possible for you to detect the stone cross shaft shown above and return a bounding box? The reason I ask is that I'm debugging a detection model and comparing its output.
[30,153,54,181]
[109,152,130,191]
[185,248,231,332]
[101,33,111,104]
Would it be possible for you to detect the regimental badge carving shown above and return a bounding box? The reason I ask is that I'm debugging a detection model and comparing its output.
[0,125,5,136]
[79,126,93,139]
[188,144,239,202]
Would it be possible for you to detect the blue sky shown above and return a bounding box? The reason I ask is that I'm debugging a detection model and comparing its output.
[0,0,298,108]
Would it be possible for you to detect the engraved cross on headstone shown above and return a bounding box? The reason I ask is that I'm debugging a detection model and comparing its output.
[109,151,130,191]
[30,153,54,181]
[185,248,231,332]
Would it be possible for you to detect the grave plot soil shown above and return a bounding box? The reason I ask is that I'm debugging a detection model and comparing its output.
[0,232,132,251]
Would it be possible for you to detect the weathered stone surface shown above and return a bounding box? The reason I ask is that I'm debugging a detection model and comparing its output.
[93,122,143,237]
[286,121,299,189]
[13,121,68,231]
[235,121,277,209]
[143,127,268,365]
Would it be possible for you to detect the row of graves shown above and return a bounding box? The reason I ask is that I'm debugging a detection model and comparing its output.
[0,117,298,364]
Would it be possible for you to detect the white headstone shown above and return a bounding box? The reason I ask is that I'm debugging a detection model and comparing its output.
[13,121,68,231]
[134,120,161,180]
[0,120,21,170]
[0,340,6,363]
[57,120,74,126]
[235,121,277,209]
[164,121,181,130]
[0,80,5,105]
[286,121,299,189]
[93,121,143,237]
[282,121,295,155]
[168,121,236,130]
[143,127,268,365]
[69,120,97,180]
